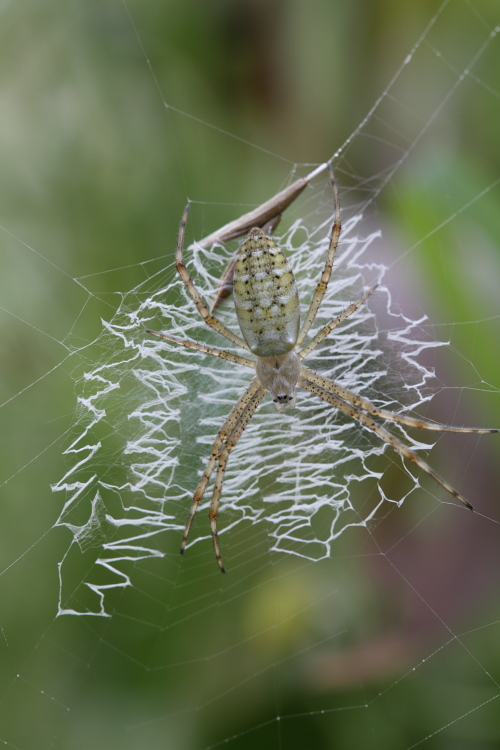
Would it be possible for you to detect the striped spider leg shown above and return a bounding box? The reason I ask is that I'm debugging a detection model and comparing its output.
[148,166,498,572]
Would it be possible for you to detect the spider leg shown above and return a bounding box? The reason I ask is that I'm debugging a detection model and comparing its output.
[180,378,265,559]
[301,366,499,434]
[175,205,250,350]
[299,285,377,359]
[210,252,238,313]
[296,163,341,347]
[209,385,268,572]
[146,329,255,369]
[299,376,475,510]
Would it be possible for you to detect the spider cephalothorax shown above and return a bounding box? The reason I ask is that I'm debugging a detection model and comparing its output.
[147,164,498,572]
[255,352,302,409]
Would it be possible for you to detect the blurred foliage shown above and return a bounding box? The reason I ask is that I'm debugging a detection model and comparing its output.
[0,1,499,748]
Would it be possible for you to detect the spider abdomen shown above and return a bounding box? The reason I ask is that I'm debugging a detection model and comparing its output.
[233,228,300,357]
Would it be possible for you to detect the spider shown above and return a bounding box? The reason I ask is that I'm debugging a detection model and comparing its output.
[148,165,497,572]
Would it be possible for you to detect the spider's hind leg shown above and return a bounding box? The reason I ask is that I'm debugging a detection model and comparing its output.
[296,163,342,347]
[174,204,250,351]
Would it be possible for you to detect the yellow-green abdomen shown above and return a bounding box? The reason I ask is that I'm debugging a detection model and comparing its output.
[233,228,300,357]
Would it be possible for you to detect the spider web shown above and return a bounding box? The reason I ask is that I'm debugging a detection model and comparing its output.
[1,1,500,748]
[52,197,446,614]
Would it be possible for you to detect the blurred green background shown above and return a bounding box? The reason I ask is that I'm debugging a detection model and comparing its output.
[1,0,500,748]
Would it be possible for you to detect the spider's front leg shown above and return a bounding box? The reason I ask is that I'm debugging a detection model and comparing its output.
[208,384,267,572]
[179,378,267,571]
[301,366,499,435]
[299,376,475,510]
